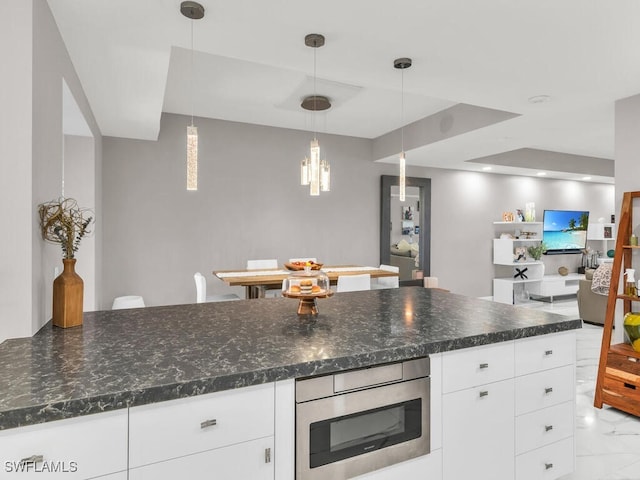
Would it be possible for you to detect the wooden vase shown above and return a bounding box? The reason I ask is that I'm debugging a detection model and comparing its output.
[53,258,84,328]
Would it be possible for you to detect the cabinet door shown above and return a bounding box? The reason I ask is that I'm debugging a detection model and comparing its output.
[0,410,127,480]
[129,436,274,480]
[443,379,515,480]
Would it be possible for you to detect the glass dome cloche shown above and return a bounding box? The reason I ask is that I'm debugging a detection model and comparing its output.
[282,267,332,315]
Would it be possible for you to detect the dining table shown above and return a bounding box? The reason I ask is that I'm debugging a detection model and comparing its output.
[213,265,399,299]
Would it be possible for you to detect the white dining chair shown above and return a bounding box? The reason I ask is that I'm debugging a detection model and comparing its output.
[246,259,278,270]
[194,272,240,303]
[246,259,279,297]
[112,295,146,310]
[288,257,317,264]
[372,264,400,289]
[336,274,371,293]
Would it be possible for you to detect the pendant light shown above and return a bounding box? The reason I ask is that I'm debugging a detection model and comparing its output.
[181,1,204,191]
[394,57,412,202]
[300,34,331,196]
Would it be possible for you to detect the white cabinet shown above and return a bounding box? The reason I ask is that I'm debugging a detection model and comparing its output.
[442,331,576,480]
[514,331,576,480]
[0,410,127,480]
[128,436,274,480]
[442,341,515,480]
[492,222,544,304]
[587,223,615,263]
[128,383,275,478]
[443,378,515,480]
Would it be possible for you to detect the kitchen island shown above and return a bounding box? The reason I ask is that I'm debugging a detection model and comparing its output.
[0,287,581,479]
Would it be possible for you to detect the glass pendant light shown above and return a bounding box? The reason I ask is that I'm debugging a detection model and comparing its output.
[181,1,204,191]
[300,34,331,196]
[394,57,412,202]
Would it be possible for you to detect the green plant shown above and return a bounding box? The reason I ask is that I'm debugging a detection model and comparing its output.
[527,243,547,261]
[38,198,94,259]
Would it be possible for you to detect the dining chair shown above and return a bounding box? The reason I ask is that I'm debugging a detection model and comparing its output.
[112,295,146,310]
[336,274,371,293]
[246,259,278,270]
[288,257,317,264]
[372,264,400,289]
[246,259,279,297]
[194,272,240,303]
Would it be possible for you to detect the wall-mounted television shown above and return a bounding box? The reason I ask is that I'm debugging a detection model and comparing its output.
[542,209,590,254]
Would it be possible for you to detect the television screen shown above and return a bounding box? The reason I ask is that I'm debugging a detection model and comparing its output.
[542,210,590,254]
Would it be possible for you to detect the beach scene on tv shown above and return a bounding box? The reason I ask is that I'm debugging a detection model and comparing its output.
[542,210,589,252]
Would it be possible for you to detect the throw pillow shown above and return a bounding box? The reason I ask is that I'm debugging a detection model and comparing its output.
[591,263,612,296]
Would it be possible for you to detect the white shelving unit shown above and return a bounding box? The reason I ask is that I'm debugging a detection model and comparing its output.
[586,223,615,264]
[492,222,544,304]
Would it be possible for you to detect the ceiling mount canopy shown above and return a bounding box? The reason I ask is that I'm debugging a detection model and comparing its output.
[301,95,331,111]
[394,58,412,70]
[304,33,325,48]
[180,1,205,20]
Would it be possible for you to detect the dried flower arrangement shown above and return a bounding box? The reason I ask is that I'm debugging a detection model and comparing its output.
[38,198,94,259]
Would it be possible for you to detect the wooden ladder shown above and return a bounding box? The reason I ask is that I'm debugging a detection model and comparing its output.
[594,191,640,415]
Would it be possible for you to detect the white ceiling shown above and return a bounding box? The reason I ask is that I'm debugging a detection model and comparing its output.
[48,0,640,183]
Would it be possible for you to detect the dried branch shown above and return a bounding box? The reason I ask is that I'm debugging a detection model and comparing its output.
[38,198,94,259]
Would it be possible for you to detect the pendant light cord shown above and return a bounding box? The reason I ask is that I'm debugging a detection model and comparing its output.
[401,68,404,153]
[313,40,317,140]
[190,18,194,127]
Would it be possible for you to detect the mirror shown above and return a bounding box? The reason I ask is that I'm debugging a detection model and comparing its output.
[380,175,431,286]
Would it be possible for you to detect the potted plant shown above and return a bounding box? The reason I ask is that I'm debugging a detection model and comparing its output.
[38,198,94,328]
[527,243,547,262]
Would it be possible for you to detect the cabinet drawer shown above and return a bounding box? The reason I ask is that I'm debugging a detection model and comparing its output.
[515,402,574,455]
[515,437,574,480]
[442,341,514,393]
[129,436,274,480]
[0,410,127,479]
[515,331,576,376]
[129,383,274,468]
[515,365,574,415]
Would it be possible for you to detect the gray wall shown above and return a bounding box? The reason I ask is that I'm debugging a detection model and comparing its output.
[0,0,102,342]
[102,113,614,308]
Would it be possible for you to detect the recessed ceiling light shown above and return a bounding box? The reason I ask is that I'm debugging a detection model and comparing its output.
[482,166,492,171]
[582,176,592,181]
[528,95,551,104]
[536,172,547,176]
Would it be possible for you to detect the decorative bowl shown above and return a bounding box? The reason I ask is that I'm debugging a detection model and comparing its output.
[284,261,323,271]
[623,312,640,352]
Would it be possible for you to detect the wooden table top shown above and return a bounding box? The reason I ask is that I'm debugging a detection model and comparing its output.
[213,265,398,287]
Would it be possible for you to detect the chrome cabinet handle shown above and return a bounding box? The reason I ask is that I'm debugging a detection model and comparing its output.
[479,363,489,369]
[545,463,554,470]
[479,390,489,398]
[545,424,553,432]
[19,455,43,466]
[265,447,271,464]
[545,350,553,356]
[200,419,217,429]
[545,387,553,394]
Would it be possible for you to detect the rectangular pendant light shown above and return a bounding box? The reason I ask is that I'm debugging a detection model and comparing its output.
[309,138,320,196]
[399,151,406,202]
[320,160,330,192]
[301,157,310,185]
[187,125,198,191]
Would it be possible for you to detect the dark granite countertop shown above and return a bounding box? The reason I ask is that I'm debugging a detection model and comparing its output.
[0,287,581,430]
